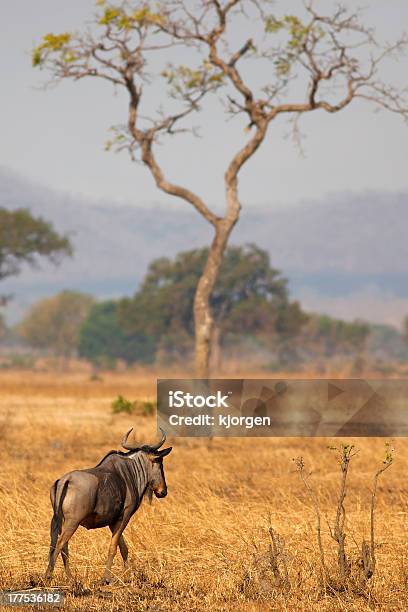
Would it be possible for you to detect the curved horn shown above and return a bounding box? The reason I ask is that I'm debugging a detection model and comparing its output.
[149,427,166,452]
[121,428,138,451]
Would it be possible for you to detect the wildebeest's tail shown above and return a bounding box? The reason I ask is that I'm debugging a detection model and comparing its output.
[49,479,69,558]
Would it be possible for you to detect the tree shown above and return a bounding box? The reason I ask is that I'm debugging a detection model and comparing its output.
[403,316,408,345]
[78,300,155,366]
[19,290,94,362]
[0,208,72,286]
[301,313,370,359]
[119,244,305,365]
[0,314,7,342]
[33,1,408,376]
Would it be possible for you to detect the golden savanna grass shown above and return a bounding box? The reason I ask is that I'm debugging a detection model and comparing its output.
[0,369,406,611]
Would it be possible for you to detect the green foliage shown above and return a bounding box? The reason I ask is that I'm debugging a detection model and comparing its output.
[42,32,71,50]
[99,7,121,25]
[403,315,408,344]
[275,58,292,77]
[98,4,165,29]
[265,15,312,45]
[104,127,126,152]
[383,441,394,466]
[264,14,324,78]
[111,394,134,414]
[161,60,225,97]
[78,300,155,366]
[32,49,43,68]
[18,291,94,359]
[0,314,7,342]
[0,353,36,370]
[32,33,72,67]
[302,314,369,357]
[0,208,72,282]
[266,15,310,47]
[366,323,408,364]
[140,400,155,416]
[119,244,305,362]
[32,5,166,70]
[110,396,155,416]
[264,16,285,34]
[328,442,357,469]
[131,7,165,26]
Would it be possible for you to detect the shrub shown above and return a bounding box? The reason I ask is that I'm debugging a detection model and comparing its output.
[140,400,155,416]
[111,395,134,415]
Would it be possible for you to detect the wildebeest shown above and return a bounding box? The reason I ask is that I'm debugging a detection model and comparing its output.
[45,428,172,584]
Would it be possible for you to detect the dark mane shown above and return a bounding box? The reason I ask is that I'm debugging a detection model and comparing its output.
[94,449,134,467]
[94,444,156,468]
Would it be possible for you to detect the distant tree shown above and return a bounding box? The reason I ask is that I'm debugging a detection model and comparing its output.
[119,244,306,365]
[0,314,7,342]
[301,314,369,358]
[79,300,155,367]
[403,316,408,345]
[34,1,408,376]
[19,291,94,362]
[0,209,72,288]
[368,323,408,363]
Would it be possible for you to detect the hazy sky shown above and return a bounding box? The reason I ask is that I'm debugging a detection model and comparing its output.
[2,0,408,208]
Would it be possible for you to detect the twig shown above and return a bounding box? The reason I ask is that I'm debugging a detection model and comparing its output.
[295,457,328,584]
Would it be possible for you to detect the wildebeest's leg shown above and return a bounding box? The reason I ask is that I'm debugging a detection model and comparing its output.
[118,535,129,567]
[45,517,60,580]
[45,482,60,580]
[102,517,131,584]
[46,520,79,581]
[109,525,128,568]
[61,542,73,580]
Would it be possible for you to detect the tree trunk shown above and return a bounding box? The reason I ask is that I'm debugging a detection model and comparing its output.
[210,323,222,374]
[138,114,266,380]
[194,220,235,378]
[192,116,267,377]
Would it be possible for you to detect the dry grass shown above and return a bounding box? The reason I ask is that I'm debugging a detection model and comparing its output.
[0,369,406,611]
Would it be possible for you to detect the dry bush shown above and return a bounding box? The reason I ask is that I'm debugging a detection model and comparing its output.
[293,443,396,601]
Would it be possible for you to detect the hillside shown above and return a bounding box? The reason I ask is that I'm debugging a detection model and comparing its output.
[1,166,407,325]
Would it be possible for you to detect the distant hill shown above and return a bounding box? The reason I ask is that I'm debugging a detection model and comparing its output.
[1,166,408,326]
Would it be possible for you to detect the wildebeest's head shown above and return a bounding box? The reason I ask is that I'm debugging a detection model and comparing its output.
[122,428,172,499]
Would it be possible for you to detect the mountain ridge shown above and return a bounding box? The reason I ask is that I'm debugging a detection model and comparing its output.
[1,166,407,325]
